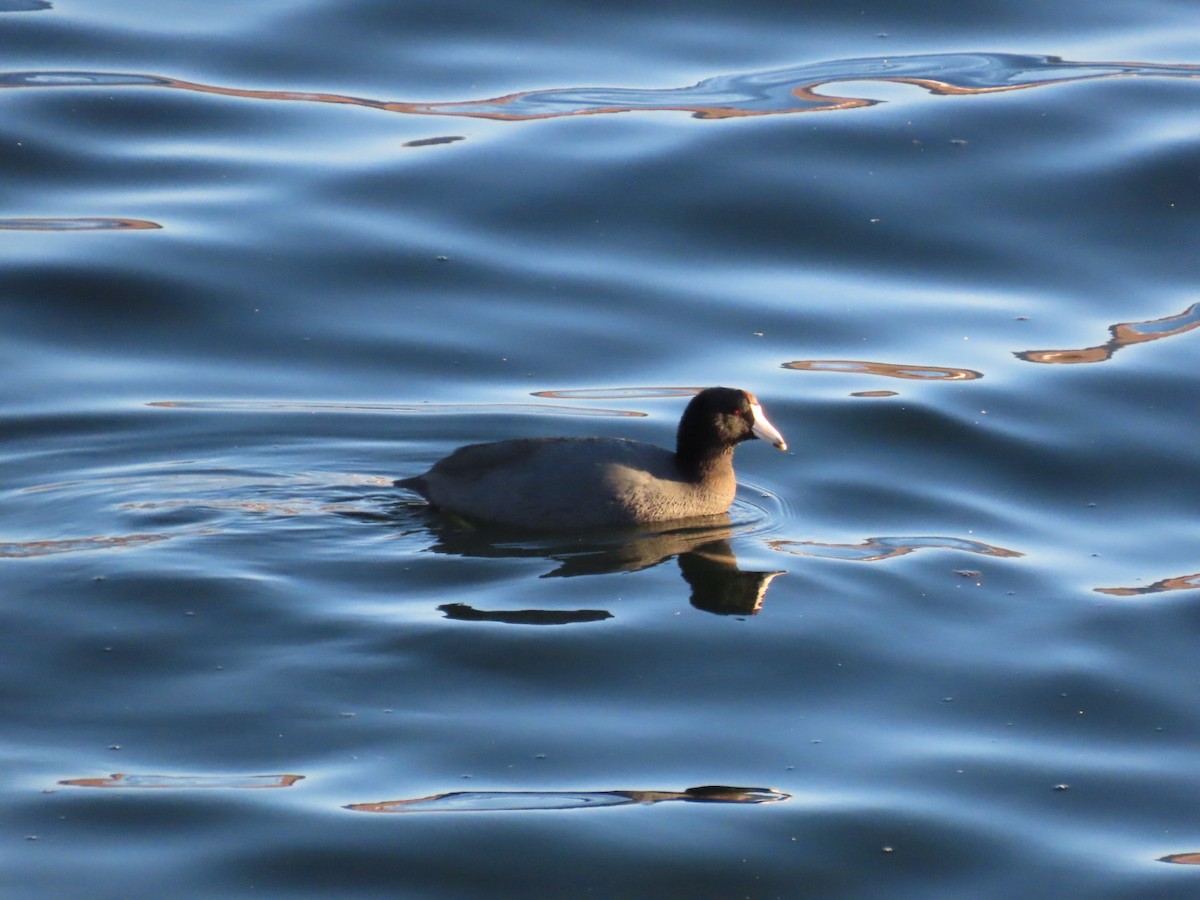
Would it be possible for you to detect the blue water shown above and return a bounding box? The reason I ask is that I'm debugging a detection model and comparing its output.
[4,1,1200,896]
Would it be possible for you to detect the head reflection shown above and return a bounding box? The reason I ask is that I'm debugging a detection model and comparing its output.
[399,507,783,619]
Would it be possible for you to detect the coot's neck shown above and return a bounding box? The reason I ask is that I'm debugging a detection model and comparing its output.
[674,437,735,482]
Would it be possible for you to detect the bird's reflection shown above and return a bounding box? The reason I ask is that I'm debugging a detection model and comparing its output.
[398,505,783,618]
[677,542,783,615]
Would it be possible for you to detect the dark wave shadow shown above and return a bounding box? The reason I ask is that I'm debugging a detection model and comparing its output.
[400,508,784,617]
[438,603,613,625]
[347,784,790,813]
[0,0,51,11]
[3,53,1198,122]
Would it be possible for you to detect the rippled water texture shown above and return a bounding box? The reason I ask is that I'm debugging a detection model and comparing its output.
[4,52,1199,122]
[5,0,1200,896]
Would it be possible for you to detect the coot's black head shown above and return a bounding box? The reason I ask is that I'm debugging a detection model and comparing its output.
[675,387,787,472]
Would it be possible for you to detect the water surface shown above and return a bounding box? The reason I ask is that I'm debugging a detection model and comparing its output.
[4,0,1200,896]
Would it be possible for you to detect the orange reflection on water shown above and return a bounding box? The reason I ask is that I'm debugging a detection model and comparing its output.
[1016,301,1200,364]
[121,496,374,516]
[0,217,160,231]
[1095,571,1200,597]
[4,54,1199,123]
[1160,852,1200,865]
[783,360,983,381]
[348,784,789,813]
[0,532,172,558]
[771,535,1023,562]
[59,773,303,789]
[532,386,703,400]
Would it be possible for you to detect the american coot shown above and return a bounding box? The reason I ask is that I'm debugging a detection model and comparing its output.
[395,387,787,529]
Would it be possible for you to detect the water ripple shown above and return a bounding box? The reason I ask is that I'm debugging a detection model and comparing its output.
[770,535,1024,562]
[148,399,646,418]
[1160,853,1200,866]
[532,387,702,401]
[783,360,983,380]
[0,532,176,558]
[347,785,789,813]
[0,217,160,231]
[1016,301,1200,364]
[1095,571,1200,597]
[3,53,1198,122]
[59,773,303,789]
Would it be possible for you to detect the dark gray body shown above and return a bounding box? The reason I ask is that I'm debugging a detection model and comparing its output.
[397,436,737,530]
